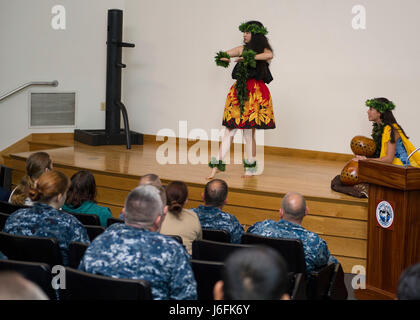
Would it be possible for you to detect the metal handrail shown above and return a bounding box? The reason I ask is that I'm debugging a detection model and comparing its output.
[405,147,420,168]
[0,80,59,102]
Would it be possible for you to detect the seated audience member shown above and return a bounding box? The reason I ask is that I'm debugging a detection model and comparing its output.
[79,185,197,300]
[9,152,53,206]
[0,272,48,300]
[120,173,163,220]
[62,170,112,227]
[3,171,90,265]
[397,263,420,300]
[247,192,338,273]
[213,246,290,300]
[160,181,202,255]
[192,179,244,244]
[0,186,11,202]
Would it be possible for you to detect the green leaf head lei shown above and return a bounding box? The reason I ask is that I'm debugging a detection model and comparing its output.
[365,98,396,113]
[239,22,268,35]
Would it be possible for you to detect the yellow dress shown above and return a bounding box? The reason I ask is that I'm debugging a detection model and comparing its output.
[380,124,420,167]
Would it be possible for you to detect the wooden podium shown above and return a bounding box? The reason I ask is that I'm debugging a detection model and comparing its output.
[357,160,420,299]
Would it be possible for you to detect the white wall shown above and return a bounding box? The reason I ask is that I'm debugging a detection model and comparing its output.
[0,0,124,150]
[123,0,420,154]
[1,0,419,154]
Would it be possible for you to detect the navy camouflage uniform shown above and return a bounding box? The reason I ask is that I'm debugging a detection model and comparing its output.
[3,202,90,265]
[0,251,7,260]
[247,219,338,273]
[192,205,244,244]
[79,223,197,300]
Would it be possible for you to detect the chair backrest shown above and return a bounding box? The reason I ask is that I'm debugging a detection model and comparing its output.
[306,263,337,300]
[202,229,231,243]
[167,234,183,244]
[106,217,124,227]
[0,212,9,230]
[192,239,256,263]
[59,267,152,300]
[0,201,27,214]
[327,263,348,300]
[68,242,89,269]
[288,272,307,300]
[0,231,63,266]
[66,212,101,226]
[0,165,12,191]
[0,259,56,300]
[241,233,307,274]
[191,259,224,300]
[85,225,105,242]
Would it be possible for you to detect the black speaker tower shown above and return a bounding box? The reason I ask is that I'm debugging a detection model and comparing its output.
[74,9,143,149]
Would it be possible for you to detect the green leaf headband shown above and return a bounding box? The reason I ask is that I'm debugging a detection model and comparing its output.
[239,22,268,35]
[365,99,396,113]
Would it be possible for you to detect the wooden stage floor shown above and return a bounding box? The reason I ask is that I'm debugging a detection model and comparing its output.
[6,135,368,273]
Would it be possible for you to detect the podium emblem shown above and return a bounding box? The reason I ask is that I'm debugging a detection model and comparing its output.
[376,200,394,229]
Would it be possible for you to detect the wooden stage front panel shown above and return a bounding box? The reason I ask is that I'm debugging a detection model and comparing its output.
[4,136,368,273]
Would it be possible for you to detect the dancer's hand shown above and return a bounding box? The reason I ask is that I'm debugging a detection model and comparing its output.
[352,155,367,162]
[234,57,244,62]
[220,57,230,62]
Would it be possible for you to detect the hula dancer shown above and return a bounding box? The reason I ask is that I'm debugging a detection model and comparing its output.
[354,97,420,166]
[208,21,276,179]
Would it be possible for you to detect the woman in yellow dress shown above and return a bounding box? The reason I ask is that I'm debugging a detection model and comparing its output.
[208,21,276,179]
[355,97,420,167]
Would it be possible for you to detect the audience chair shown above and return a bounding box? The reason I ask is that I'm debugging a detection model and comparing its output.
[0,231,62,266]
[0,259,56,300]
[0,165,12,191]
[306,263,338,300]
[327,263,348,300]
[241,232,307,274]
[85,225,105,242]
[191,259,224,300]
[0,212,9,230]
[0,201,27,214]
[66,211,101,226]
[59,267,152,300]
[68,242,89,269]
[106,217,124,227]
[167,234,183,244]
[192,239,256,263]
[202,229,231,243]
[288,272,307,300]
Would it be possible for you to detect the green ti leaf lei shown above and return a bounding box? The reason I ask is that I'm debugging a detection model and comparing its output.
[365,99,395,113]
[238,22,268,35]
[215,51,230,68]
[371,122,384,158]
[235,49,256,115]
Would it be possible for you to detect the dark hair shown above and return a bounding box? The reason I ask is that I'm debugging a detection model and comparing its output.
[242,21,273,82]
[397,263,420,300]
[375,97,409,143]
[204,179,228,207]
[65,170,97,208]
[29,171,69,204]
[165,181,188,216]
[10,152,52,206]
[222,246,289,300]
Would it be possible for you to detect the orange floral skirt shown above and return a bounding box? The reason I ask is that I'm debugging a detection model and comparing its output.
[222,79,276,129]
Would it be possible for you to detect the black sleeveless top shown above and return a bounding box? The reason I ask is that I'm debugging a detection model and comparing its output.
[232,61,273,84]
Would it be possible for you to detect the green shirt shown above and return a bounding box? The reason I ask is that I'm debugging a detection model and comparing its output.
[62,201,112,227]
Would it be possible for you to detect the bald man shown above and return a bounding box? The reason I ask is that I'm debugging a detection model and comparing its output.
[247,192,338,273]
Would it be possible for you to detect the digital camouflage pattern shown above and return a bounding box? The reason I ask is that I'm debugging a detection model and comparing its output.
[79,223,197,300]
[247,219,338,273]
[192,205,244,244]
[3,202,90,265]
